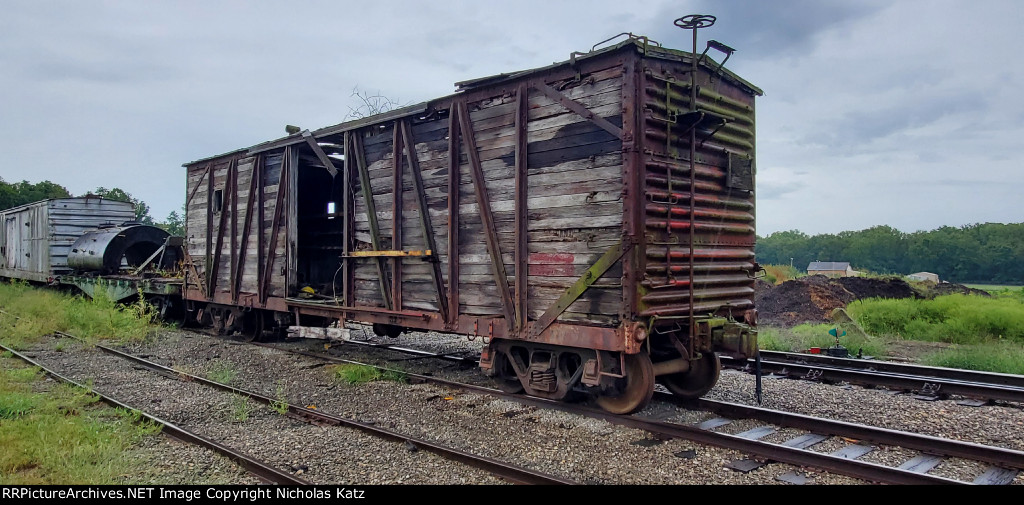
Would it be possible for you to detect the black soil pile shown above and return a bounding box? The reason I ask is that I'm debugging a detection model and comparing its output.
[921,283,991,298]
[754,275,980,327]
[756,275,856,327]
[836,276,920,300]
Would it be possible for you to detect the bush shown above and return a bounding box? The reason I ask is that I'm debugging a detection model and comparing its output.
[847,294,1024,344]
[761,264,801,285]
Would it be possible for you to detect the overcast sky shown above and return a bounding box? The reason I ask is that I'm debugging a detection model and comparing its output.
[1,0,1020,236]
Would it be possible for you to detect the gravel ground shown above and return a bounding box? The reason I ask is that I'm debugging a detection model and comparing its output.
[121,436,262,485]
[33,330,863,485]
[307,326,1024,485]
[20,337,505,485]
[1,352,258,485]
[21,325,1024,485]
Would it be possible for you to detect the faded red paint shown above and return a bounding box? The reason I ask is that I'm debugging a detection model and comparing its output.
[529,264,576,276]
[529,253,575,264]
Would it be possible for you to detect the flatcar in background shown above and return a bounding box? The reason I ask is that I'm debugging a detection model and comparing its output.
[0,197,184,317]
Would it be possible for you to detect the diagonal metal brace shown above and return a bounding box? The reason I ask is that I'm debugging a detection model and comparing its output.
[526,241,628,340]
[533,82,623,140]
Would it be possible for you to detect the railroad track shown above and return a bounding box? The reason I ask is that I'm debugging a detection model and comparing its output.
[720,351,1024,404]
[346,336,1024,405]
[0,342,309,485]
[46,331,574,486]
[268,336,1023,485]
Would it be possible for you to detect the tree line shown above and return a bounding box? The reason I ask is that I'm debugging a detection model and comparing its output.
[756,224,1024,284]
[0,177,183,236]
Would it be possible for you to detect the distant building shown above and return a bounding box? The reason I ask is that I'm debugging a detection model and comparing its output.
[807,261,858,278]
[907,272,940,283]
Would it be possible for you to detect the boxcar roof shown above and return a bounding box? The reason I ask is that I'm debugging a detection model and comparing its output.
[184,37,762,167]
[0,196,131,215]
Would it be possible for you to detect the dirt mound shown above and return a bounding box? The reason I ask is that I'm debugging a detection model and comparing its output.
[756,275,855,327]
[756,274,987,327]
[836,276,920,300]
[922,282,991,298]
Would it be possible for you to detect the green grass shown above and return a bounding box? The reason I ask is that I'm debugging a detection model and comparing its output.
[0,357,161,484]
[0,282,156,349]
[206,362,237,385]
[761,264,802,285]
[964,284,1024,292]
[332,363,408,385]
[757,324,887,357]
[921,342,1024,375]
[269,384,289,415]
[846,294,1024,345]
[231,395,253,422]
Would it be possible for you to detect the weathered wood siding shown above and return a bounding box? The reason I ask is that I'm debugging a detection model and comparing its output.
[351,64,625,325]
[186,151,289,301]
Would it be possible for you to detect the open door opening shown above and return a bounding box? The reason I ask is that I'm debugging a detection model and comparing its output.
[294,145,345,302]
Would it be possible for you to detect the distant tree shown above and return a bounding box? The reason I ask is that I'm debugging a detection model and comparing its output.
[158,204,186,236]
[87,187,153,224]
[0,177,72,210]
[757,222,1024,284]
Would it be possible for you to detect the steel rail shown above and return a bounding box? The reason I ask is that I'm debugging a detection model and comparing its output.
[350,336,1024,403]
[340,339,1024,471]
[680,396,1024,470]
[252,342,983,485]
[52,332,574,486]
[750,350,1024,389]
[304,338,1024,467]
[0,342,310,486]
[720,355,1024,404]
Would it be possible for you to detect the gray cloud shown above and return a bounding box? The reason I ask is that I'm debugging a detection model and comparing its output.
[0,0,1020,237]
[756,179,806,201]
[646,0,885,59]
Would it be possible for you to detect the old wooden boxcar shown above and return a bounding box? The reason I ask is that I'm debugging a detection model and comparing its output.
[183,35,761,413]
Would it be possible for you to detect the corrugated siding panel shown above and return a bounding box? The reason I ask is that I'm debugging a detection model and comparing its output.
[638,57,758,319]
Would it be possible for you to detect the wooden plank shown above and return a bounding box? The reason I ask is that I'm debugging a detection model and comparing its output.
[186,165,210,210]
[286,147,298,295]
[302,130,339,177]
[205,162,214,293]
[401,120,449,322]
[392,124,403,310]
[514,83,528,331]
[447,109,460,325]
[342,132,352,306]
[527,241,624,339]
[257,151,265,302]
[232,155,259,302]
[262,148,289,303]
[457,101,516,326]
[229,158,239,301]
[353,132,393,309]
[209,159,235,296]
[533,81,623,140]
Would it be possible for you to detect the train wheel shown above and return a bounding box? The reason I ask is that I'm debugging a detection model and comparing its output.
[596,352,655,414]
[240,313,265,343]
[658,352,721,399]
[491,352,524,394]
